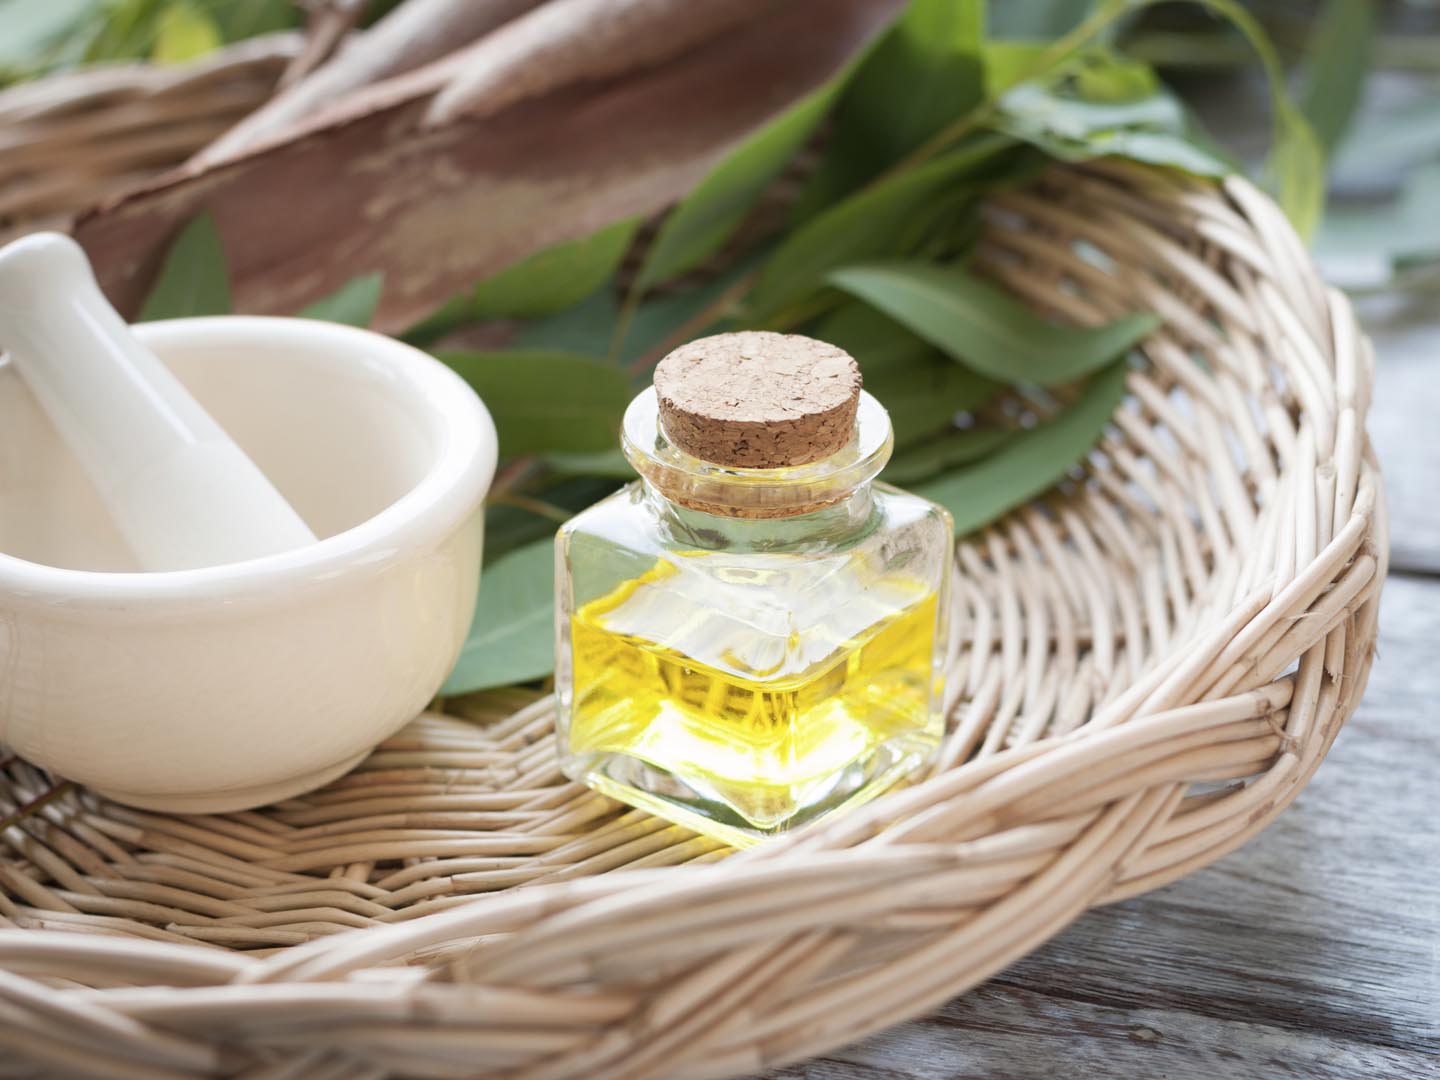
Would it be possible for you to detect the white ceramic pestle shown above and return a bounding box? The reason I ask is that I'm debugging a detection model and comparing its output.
[0,232,316,571]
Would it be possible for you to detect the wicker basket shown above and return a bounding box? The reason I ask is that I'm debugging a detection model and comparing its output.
[0,51,1384,1080]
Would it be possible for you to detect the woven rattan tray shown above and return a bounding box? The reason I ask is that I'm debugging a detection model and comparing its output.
[0,48,1385,1080]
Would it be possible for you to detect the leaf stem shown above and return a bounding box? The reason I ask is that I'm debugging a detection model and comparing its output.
[490,457,540,497]
[490,492,571,523]
[625,268,759,376]
[870,0,1135,188]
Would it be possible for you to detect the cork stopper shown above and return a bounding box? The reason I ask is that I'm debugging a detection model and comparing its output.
[653,331,862,469]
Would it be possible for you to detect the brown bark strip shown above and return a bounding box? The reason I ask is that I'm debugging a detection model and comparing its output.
[194,0,551,167]
[76,0,904,333]
[423,0,784,126]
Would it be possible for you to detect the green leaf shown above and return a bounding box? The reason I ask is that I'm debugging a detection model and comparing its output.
[469,219,638,320]
[829,261,1156,387]
[138,211,230,321]
[1332,92,1440,177]
[509,289,618,357]
[1316,162,1440,264]
[442,537,555,694]
[297,273,383,327]
[0,0,103,72]
[542,448,637,479]
[634,84,837,292]
[989,0,1098,40]
[884,426,1016,484]
[1299,0,1377,156]
[983,41,1050,97]
[996,77,1231,177]
[746,132,1018,321]
[792,0,985,219]
[209,0,298,42]
[1266,102,1325,241]
[1189,0,1324,239]
[816,303,994,447]
[841,0,986,169]
[916,361,1128,535]
[152,1,220,63]
[520,256,761,367]
[439,350,631,456]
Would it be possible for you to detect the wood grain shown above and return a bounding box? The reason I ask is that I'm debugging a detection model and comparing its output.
[1360,297,1440,574]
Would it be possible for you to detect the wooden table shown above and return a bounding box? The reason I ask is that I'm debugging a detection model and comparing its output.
[777,298,1440,1079]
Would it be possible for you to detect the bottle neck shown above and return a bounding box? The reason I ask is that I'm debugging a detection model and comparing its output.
[620,388,893,521]
[640,479,880,550]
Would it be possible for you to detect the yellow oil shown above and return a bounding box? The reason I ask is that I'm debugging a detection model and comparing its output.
[564,559,942,845]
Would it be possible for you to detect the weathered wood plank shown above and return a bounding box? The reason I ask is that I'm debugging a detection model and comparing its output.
[1362,298,1440,574]
[773,984,1437,1080]
[773,573,1440,1079]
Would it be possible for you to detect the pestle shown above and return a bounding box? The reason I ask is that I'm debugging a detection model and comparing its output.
[0,232,317,571]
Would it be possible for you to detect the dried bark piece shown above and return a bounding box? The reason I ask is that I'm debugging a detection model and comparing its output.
[423,0,776,126]
[654,331,861,468]
[75,0,905,332]
[194,0,548,166]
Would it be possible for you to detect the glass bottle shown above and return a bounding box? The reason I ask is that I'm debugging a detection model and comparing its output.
[554,332,952,846]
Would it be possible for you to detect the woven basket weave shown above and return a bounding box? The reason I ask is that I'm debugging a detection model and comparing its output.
[0,54,1385,1080]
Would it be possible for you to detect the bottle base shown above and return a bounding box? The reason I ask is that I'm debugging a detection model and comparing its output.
[563,733,938,847]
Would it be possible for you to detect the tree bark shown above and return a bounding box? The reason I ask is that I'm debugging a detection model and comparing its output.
[76,0,904,333]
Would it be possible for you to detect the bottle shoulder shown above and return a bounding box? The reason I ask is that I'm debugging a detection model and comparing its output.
[872,482,954,537]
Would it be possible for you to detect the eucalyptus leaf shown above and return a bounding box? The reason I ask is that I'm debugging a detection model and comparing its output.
[542,449,637,479]
[470,219,638,320]
[1333,92,1440,178]
[511,290,618,357]
[1316,163,1440,266]
[1299,0,1377,156]
[989,0,1097,40]
[439,350,630,456]
[209,0,298,41]
[442,537,555,694]
[916,361,1128,535]
[983,41,1049,96]
[829,261,1156,387]
[982,37,1148,99]
[791,0,985,220]
[996,79,1230,177]
[298,273,382,327]
[0,0,102,72]
[152,1,220,63]
[884,426,1016,484]
[634,84,836,292]
[522,257,759,367]
[1190,0,1324,238]
[838,0,985,168]
[817,303,994,447]
[1265,101,1325,241]
[747,132,1019,321]
[138,211,230,321]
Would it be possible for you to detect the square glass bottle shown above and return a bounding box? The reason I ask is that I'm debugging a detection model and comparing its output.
[555,332,952,846]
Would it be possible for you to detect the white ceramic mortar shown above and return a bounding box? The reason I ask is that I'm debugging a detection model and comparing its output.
[0,316,497,812]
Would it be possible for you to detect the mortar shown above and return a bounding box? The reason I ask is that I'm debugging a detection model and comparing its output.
[0,316,497,812]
